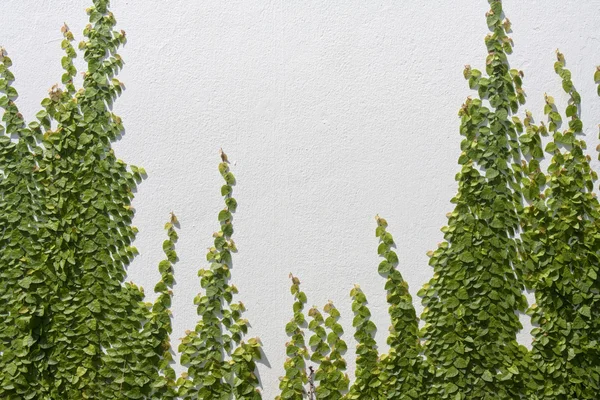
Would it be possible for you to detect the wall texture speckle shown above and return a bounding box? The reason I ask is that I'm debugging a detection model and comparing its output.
[2,0,600,397]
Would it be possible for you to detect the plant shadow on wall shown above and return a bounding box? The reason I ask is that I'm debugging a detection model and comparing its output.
[1,0,600,399]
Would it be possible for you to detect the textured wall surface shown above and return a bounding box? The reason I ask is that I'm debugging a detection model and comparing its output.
[2,0,600,397]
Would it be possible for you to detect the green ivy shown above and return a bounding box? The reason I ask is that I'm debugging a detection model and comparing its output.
[178,154,262,399]
[0,43,48,398]
[346,285,383,400]
[99,215,179,399]
[2,0,135,397]
[144,215,180,400]
[277,275,309,400]
[0,1,178,398]
[2,0,600,399]
[420,1,529,398]
[375,216,424,399]
[307,301,349,400]
[518,53,600,399]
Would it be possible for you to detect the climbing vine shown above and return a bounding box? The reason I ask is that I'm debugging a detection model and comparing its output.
[308,301,349,400]
[99,215,179,399]
[277,275,309,400]
[346,285,382,399]
[1,0,600,399]
[178,153,262,399]
[0,0,171,398]
[375,216,424,399]
[420,1,529,398]
[518,53,600,399]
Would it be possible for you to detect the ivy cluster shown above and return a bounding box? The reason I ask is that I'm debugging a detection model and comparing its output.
[0,1,266,399]
[420,1,529,398]
[275,1,600,399]
[276,218,424,400]
[518,53,600,399]
[178,154,262,400]
[0,0,159,398]
[277,276,309,400]
[99,215,179,399]
[2,0,600,399]
[308,301,349,400]
[375,216,424,399]
[345,285,381,399]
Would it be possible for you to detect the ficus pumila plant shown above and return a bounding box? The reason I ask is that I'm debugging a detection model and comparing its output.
[375,216,424,399]
[345,285,382,399]
[2,0,600,399]
[420,1,529,398]
[0,0,166,398]
[277,275,309,400]
[517,53,600,399]
[178,153,262,400]
[99,215,179,399]
[308,301,349,400]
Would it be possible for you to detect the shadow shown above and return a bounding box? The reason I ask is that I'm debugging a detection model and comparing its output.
[254,346,271,390]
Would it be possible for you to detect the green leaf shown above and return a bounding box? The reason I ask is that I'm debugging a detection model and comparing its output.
[579,306,591,318]
[545,142,558,153]
[459,252,474,263]
[221,185,232,196]
[454,358,468,369]
[486,168,499,179]
[218,210,232,221]
[482,370,493,382]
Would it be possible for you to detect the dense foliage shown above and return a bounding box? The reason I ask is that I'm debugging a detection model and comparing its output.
[1,0,599,399]
[0,1,156,398]
[518,53,600,399]
[420,2,529,397]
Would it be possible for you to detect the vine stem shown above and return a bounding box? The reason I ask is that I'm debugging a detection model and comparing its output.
[308,366,316,400]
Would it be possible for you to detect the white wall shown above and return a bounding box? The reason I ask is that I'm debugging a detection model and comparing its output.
[2,0,600,397]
